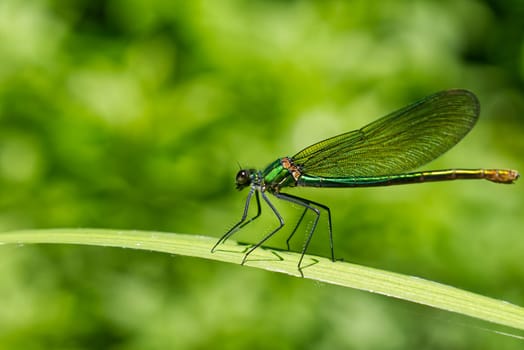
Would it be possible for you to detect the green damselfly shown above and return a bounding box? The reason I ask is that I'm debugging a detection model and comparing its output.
[212,89,519,275]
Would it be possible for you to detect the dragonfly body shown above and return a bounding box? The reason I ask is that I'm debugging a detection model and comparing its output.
[212,89,519,276]
[298,168,518,187]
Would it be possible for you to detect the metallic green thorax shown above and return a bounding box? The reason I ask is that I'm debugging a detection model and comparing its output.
[261,158,297,191]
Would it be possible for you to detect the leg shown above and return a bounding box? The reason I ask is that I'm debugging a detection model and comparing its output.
[211,188,261,252]
[274,192,334,275]
[241,191,285,264]
[286,207,308,250]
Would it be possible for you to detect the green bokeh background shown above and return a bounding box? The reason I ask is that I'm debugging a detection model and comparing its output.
[1,0,523,348]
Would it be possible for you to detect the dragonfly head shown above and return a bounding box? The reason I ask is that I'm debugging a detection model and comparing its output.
[235,169,256,190]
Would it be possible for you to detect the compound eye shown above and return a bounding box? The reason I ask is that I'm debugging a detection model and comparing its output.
[236,170,250,186]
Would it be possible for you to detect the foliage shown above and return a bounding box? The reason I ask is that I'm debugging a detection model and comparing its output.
[0,0,523,348]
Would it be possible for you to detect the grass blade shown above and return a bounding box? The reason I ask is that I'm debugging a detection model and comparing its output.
[0,228,523,331]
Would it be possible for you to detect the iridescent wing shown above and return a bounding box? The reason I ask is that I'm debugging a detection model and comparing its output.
[292,89,479,177]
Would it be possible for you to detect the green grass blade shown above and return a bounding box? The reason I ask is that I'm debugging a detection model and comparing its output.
[0,228,523,331]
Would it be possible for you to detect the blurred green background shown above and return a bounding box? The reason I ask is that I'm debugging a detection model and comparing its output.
[0,0,523,348]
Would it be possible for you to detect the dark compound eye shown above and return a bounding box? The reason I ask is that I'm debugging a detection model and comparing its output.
[236,170,249,185]
[235,169,252,189]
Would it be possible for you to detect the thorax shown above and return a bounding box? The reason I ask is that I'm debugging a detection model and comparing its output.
[261,157,301,192]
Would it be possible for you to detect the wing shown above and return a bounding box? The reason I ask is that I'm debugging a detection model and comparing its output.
[292,89,480,177]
